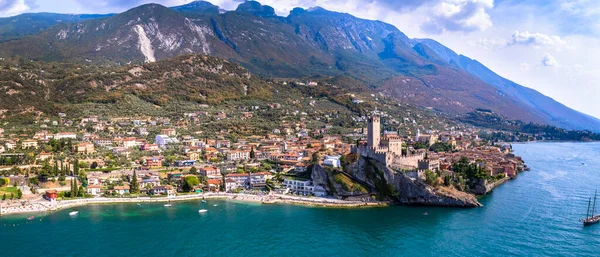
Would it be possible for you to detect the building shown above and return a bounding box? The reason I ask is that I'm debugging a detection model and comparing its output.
[155,135,178,148]
[323,155,342,168]
[160,129,177,137]
[283,178,317,196]
[45,190,58,202]
[200,166,221,178]
[206,179,221,192]
[55,132,77,140]
[152,185,175,196]
[73,142,95,154]
[114,185,130,195]
[87,185,102,196]
[225,178,238,192]
[21,140,38,149]
[143,157,163,169]
[227,150,250,161]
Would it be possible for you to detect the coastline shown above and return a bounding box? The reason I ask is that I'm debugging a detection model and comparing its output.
[0,193,387,216]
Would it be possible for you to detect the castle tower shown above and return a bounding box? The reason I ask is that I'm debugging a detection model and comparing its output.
[367,116,381,148]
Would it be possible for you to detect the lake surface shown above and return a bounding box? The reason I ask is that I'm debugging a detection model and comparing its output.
[1,142,599,256]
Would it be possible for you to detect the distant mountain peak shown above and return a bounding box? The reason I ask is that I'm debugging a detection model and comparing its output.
[171,1,219,16]
[236,1,276,17]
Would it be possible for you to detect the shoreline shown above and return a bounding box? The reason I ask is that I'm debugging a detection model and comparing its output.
[0,193,387,216]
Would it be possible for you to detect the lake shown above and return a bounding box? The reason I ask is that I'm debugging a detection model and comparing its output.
[1,142,599,256]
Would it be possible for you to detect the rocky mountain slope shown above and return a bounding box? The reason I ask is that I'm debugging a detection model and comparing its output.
[0,1,597,131]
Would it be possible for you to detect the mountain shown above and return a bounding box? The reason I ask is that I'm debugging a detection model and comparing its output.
[0,13,113,42]
[415,39,600,131]
[0,1,597,131]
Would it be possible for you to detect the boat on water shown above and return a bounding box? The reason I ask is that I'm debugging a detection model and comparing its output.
[213,204,218,207]
[198,209,208,213]
[581,190,600,226]
[27,216,35,221]
[423,212,429,216]
[69,211,79,216]
[202,200,207,203]
[164,204,172,207]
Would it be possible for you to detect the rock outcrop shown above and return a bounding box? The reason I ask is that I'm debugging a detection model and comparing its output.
[313,156,481,208]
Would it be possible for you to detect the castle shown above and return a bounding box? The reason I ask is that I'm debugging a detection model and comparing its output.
[354,115,434,171]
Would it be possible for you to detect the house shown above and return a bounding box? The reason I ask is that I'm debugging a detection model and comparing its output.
[21,140,38,149]
[186,152,200,160]
[36,152,53,161]
[206,179,221,192]
[114,185,130,195]
[86,185,102,196]
[87,177,101,185]
[225,173,250,187]
[55,132,77,140]
[152,185,176,196]
[143,157,163,169]
[45,190,58,202]
[227,150,250,161]
[225,178,238,192]
[249,172,273,188]
[160,129,177,137]
[93,138,113,147]
[200,166,221,178]
[140,178,161,189]
[73,142,95,154]
[283,178,315,195]
[174,160,196,167]
[141,144,160,151]
[323,155,342,168]
[5,141,16,150]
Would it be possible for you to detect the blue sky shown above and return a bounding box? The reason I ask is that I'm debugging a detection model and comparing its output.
[1,0,599,119]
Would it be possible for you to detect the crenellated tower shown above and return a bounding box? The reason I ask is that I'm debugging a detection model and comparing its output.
[367,115,380,148]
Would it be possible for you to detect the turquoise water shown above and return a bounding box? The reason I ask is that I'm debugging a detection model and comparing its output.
[1,142,600,256]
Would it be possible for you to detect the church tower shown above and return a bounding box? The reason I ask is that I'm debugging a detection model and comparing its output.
[367,116,381,148]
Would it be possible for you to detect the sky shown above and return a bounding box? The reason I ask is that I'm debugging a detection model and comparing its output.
[1,0,599,119]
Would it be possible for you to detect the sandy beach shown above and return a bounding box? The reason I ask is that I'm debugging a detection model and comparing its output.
[0,193,386,216]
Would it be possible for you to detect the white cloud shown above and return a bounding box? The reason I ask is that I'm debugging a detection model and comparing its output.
[421,0,494,34]
[541,53,558,67]
[0,0,34,17]
[509,31,567,47]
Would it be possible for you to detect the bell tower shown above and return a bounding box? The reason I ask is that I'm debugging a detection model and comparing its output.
[367,116,381,148]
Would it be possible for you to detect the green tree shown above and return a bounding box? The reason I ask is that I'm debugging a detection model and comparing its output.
[250,147,255,159]
[130,170,140,194]
[189,167,198,175]
[10,192,14,200]
[17,188,22,199]
[78,185,85,197]
[2,194,5,201]
[73,160,79,176]
[182,176,200,192]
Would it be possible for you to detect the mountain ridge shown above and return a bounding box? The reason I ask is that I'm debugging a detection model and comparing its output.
[0,0,597,132]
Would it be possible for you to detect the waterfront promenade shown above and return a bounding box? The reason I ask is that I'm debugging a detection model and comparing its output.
[0,193,384,215]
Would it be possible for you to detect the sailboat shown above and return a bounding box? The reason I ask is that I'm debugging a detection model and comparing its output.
[581,190,600,226]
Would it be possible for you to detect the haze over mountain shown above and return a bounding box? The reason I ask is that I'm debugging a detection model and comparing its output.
[0,1,598,132]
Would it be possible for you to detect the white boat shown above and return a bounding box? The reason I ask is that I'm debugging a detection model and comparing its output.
[213,204,218,207]
[198,209,208,213]
[164,204,172,207]
[69,211,79,216]
[202,200,207,203]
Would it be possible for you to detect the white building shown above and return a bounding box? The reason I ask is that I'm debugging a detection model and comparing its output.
[155,135,178,148]
[87,185,102,196]
[283,178,326,196]
[323,155,342,168]
[55,132,77,140]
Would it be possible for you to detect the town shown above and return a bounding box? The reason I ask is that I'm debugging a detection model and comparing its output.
[0,105,528,215]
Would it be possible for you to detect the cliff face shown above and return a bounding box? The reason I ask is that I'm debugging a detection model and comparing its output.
[312,156,481,207]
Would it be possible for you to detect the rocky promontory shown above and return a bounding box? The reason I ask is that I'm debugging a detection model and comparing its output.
[311,155,481,208]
